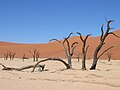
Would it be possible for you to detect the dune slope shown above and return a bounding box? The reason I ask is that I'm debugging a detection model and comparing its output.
[0,30,120,59]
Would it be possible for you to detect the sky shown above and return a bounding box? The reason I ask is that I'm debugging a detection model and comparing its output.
[0,0,120,44]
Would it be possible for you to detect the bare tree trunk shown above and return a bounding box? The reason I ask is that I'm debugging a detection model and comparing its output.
[68,56,72,69]
[4,53,8,60]
[36,51,40,62]
[82,53,86,70]
[9,54,12,60]
[107,55,111,62]
[12,53,16,60]
[22,54,25,62]
[33,56,35,62]
[90,44,101,70]
[77,32,91,70]
[90,55,98,70]
[90,20,119,70]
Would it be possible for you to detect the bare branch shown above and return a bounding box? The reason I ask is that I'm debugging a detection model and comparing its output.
[84,34,91,41]
[71,42,79,47]
[100,24,104,41]
[50,38,69,59]
[108,20,114,24]
[0,63,45,71]
[50,33,74,69]
[62,43,69,59]
[70,42,78,56]
[105,17,108,22]
[66,33,73,39]
[108,32,120,38]
[71,46,77,56]
[106,20,114,32]
[85,45,89,53]
[77,32,83,41]
[63,33,73,43]
[63,33,73,56]
[0,63,6,68]
[64,38,71,56]
[32,58,70,72]
[98,46,114,59]
[49,39,61,44]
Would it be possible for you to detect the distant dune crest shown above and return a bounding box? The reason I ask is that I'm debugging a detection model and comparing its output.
[0,30,120,60]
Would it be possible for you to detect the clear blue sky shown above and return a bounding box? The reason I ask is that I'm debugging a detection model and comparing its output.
[0,0,120,43]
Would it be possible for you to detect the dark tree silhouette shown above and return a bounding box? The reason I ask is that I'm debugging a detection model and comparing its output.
[28,48,40,62]
[11,52,16,60]
[4,50,16,60]
[22,54,29,62]
[0,57,70,72]
[4,52,9,60]
[106,49,113,62]
[32,58,71,72]
[74,52,81,62]
[77,32,91,70]
[90,20,120,70]
[49,33,78,69]
[9,51,13,60]
[36,51,40,62]
[0,63,45,72]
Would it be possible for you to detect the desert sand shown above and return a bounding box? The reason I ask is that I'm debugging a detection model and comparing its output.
[0,58,120,90]
[0,30,120,90]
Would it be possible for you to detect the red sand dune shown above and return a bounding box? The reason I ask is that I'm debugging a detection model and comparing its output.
[0,30,120,60]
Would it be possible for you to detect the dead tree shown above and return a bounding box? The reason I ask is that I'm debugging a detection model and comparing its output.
[4,50,16,60]
[106,49,113,62]
[49,33,78,69]
[0,63,45,72]
[4,52,9,60]
[36,51,40,62]
[0,57,70,72]
[9,51,13,60]
[77,32,91,70]
[74,52,81,62]
[90,20,120,70]
[22,54,29,62]
[28,48,40,62]
[22,54,26,62]
[32,58,71,72]
[12,52,16,60]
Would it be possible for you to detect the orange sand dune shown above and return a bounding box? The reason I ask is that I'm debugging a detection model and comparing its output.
[0,30,120,59]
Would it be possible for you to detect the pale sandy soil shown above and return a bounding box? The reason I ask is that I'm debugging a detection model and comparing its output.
[0,58,120,90]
